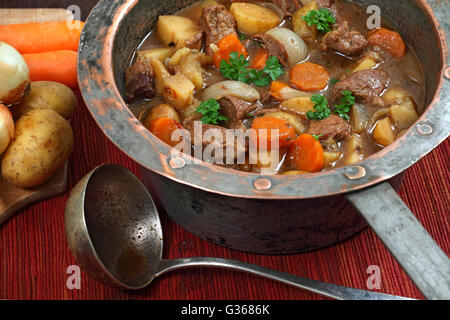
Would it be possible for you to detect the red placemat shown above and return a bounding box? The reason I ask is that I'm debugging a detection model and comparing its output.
[0,90,448,300]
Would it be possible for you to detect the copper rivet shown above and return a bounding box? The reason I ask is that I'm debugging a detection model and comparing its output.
[254,178,272,191]
[444,67,450,80]
[344,166,366,180]
[169,157,185,169]
[416,123,433,136]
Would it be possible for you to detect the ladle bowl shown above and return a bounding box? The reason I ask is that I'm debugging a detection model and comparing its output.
[65,164,413,299]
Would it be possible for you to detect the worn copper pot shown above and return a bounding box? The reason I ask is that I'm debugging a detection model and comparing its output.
[77,0,449,299]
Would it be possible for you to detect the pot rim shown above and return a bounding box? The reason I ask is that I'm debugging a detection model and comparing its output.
[77,0,449,199]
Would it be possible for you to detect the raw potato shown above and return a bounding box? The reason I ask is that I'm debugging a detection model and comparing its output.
[373,117,394,147]
[143,104,180,128]
[0,104,14,155]
[264,111,306,134]
[230,3,281,35]
[292,1,318,42]
[11,81,77,120]
[1,109,74,188]
[281,97,315,115]
[156,15,203,50]
[137,47,175,62]
[161,73,195,109]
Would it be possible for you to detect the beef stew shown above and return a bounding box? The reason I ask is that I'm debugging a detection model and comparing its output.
[125,0,425,174]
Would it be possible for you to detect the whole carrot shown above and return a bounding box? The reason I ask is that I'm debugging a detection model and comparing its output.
[23,50,78,88]
[0,21,84,54]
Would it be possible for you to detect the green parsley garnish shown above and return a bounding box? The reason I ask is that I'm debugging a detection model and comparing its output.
[196,99,228,125]
[303,8,336,33]
[333,90,355,120]
[306,94,331,120]
[219,52,283,87]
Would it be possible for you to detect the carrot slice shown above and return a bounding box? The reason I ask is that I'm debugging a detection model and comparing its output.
[23,50,78,88]
[289,62,330,92]
[270,81,290,101]
[147,117,184,147]
[368,27,406,58]
[249,48,268,70]
[0,21,85,54]
[251,116,296,150]
[287,134,324,172]
[212,34,248,68]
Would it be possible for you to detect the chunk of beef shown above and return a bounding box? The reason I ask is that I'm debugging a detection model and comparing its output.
[182,115,248,159]
[185,32,204,50]
[322,21,367,56]
[308,114,351,141]
[271,0,300,17]
[251,34,289,67]
[200,5,237,54]
[219,96,258,128]
[333,69,390,107]
[125,58,155,103]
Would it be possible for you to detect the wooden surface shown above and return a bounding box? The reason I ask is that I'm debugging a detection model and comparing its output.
[0,9,72,225]
[0,8,73,24]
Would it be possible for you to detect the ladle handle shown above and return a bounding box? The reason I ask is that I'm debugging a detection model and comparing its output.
[346,181,450,300]
[156,257,411,300]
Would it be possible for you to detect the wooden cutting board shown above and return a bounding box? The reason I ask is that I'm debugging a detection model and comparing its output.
[0,8,74,225]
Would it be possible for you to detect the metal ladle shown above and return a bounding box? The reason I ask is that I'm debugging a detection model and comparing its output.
[65,164,412,300]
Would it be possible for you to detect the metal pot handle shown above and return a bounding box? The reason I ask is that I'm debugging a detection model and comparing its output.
[346,181,450,299]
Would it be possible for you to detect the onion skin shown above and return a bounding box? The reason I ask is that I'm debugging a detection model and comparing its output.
[0,104,14,155]
[0,41,31,106]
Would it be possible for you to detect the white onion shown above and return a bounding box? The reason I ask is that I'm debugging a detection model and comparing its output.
[278,86,312,101]
[265,27,308,65]
[0,41,30,106]
[202,81,261,102]
[0,104,14,155]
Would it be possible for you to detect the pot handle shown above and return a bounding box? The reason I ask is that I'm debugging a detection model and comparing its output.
[346,181,450,300]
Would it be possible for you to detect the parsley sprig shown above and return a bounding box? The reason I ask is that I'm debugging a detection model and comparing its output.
[303,8,336,33]
[306,94,331,120]
[219,52,283,87]
[333,90,355,120]
[196,99,228,125]
[306,91,356,121]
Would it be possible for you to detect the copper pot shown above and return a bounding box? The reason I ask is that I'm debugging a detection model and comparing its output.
[77,0,449,299]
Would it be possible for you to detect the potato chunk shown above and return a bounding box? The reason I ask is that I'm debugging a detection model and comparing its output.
[323,151,342,167]
[137,47,175,62]
[390,102,419,131]
[292,1,318,42]
[344,134,363,165]
[230,3,281,35]
[373,117,395,147]
[157,15,203,49]
[280,97,315,115]
[161,73,195,108]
